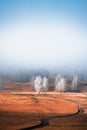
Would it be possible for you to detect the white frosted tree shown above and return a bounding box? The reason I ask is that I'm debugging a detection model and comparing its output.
[55,74,61,90]
[42,77,48,94]
[55,75,67,92]
[34,76,48,94]
[34,76,42,94]
[30,76,35,89]
[72,75,78,92]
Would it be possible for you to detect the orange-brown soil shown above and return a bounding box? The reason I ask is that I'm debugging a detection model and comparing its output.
[3,79,35,92]
[0,92,87,130]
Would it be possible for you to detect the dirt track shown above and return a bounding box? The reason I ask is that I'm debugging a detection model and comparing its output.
[0,92,87,130]
[18,94,84,130]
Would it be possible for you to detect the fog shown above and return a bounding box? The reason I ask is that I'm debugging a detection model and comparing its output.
[0,21,87,72]
[0,0,87,73]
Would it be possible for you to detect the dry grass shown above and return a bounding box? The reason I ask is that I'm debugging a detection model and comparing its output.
[0,91,87,130]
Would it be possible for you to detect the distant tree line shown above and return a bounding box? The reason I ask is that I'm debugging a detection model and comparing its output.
[31,74,78,93]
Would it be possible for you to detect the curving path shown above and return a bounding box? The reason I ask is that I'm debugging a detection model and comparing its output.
[18,97,84,130]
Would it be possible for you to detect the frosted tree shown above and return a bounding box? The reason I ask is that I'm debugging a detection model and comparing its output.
[34,76,43,94]
[60,78,67,92]
[42,77,48,94]
[55,75,67,92]
[55,74,61,90]
[30,76,35,89]
[34,76,48,94]
[72,75,78,92]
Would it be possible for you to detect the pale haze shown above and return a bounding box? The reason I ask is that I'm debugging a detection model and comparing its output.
[0,0,87,71]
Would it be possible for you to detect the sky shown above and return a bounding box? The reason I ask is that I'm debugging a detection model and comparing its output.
[0,0,87,71]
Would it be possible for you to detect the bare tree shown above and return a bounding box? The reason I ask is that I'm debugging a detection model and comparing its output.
[72,75,78,92]
[42,77,48,94]
[34,76,48,94]
[55,75,67,92]
[30,76,35,89]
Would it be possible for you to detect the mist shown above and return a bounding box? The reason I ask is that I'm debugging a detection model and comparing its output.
[0,0,87,75]
[0,20,87,72]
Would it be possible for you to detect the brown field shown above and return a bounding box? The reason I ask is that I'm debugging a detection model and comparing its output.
[0,91,87,130]
[0,79,87,130]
